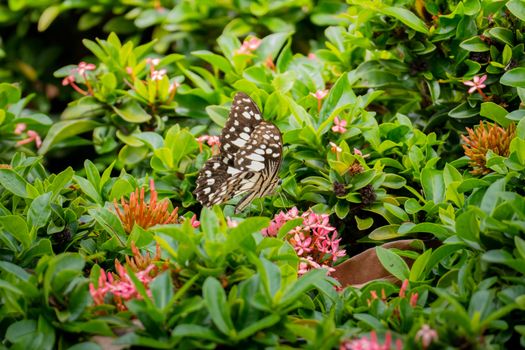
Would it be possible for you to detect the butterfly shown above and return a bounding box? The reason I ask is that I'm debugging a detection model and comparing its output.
[194,92,283,213]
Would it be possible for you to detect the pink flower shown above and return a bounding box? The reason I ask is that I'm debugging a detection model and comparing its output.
[340,331,402,350]
[62,75,89,95]
[311,89,329,112]
[332,116,347,134]
[190,214,200,228]
[196,135,221,154]
[263,207,346,276]
[399,279,409,298]
[62,75,75,86]
[311,89,329,100]
[146,58,161,66]
[77,61,96,75]
[463,74,487,94]
[207,136,220,147]
[307,53,317,60]
[416,324,438,349]
[16,130,42,148]
[168,81,181,94]
[329,142,342,153]
[151,69,167,81]
[14,123,26,135]
[410,292,419,307]
[227,217,238,228]
[89,257,161,311]
[235,37,262,55]
[291,232,313,256]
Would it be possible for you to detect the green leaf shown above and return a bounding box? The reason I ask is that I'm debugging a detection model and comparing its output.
[49,167,74,199]
[381,6,428,34]
[165,127,199,168]
[206,105,228,128]
[193,50,233,73]
[237,314,280,340]
[38,5,61,32]
[488,27,514,46]
[376,246,410,280]
[280,268,327,307]
[501,68,525,88]
[113,100,152,123]
[460,37,490,52]
[28,192,52,231]
[409,248,432,281]
[203,277,235,336]
[150,271,174,310]
[383,203,409,222]
[0,215,30,249]
[0,168,30,198]
[480,102,510,127]
[507,0,525,21]
[427,244,465,272]
[74,175,102,204]
[369,224,402,240]
[421,168,444,204]
[172,325,226,343]
[0,83,21,106]
[88,207,126,246]
[515,236,525,260]
[84,160,100,191]
[39,119,100,154]
[455,209,481,249]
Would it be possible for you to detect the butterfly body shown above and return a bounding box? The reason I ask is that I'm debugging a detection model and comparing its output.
[194,93,283,213]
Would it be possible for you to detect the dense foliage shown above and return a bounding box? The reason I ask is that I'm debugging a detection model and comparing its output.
[1,0,525,349]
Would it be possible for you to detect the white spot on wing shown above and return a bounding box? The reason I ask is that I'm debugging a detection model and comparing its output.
[248,161,265,171]
[247,153,265,162]
[227,167,240,175]
[240,132,250,140]
[242,111,251,119]
[232,138,247,147]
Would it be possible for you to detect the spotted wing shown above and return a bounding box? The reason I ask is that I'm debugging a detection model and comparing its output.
[232,122,282,213]
[194,93,282,212]
[194,156,257,207]
[219,92,264,161]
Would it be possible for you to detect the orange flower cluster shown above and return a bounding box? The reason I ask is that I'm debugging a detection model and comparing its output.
[114,179,179,233]
[461,121,516,175]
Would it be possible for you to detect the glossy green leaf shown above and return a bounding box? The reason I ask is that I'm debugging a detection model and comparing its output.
[376,245,410,280]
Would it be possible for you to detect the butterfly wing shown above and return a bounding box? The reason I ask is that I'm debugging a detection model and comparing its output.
[194,93,282,212]
[232,122,282,213]
[220,92,264,159]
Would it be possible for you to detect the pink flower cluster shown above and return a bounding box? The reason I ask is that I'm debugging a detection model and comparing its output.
[340,331,402,350]
[89,259,157,311]
[14,123,42,149]
[332,116,348,134]
[367,279,419,307]
[62,61,96,95]
[235,37,262,55]
[262,207,346,275]
[197,135,221,154]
